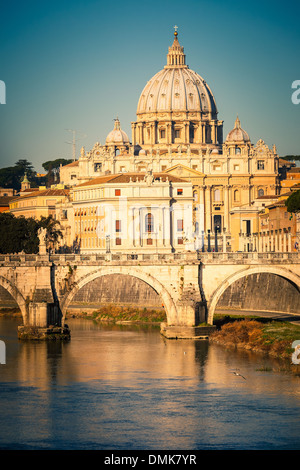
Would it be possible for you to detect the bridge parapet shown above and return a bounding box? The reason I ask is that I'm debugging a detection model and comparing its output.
[0,251,299,267]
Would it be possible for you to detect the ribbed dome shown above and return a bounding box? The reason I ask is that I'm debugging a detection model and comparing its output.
[106,118,129,145]
[226,116,250,142]
[136,33,218,117]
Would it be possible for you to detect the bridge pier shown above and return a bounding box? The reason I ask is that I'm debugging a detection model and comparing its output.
[16,259,71,340]
[18,301,70,340]
[160,299,215,339]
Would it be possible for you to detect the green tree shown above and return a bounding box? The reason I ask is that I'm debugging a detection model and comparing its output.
[0,213,38,253]
[38,216,63,249]
[285,190,300,214]
[0,159,37,190]
[42,158,73,186]
[0,213,63,254]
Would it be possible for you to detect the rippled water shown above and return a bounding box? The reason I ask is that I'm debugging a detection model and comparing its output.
[0,317,299,450]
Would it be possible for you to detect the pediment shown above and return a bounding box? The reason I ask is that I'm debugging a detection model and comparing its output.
[163,163,205,178]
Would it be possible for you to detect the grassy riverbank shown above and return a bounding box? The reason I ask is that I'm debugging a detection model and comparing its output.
[67,304,167,324]
[210,315,300,374]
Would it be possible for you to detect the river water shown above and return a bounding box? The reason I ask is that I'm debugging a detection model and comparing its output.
[0,316,299,450]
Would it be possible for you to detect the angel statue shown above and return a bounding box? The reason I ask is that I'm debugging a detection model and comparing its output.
[37,227,47,254]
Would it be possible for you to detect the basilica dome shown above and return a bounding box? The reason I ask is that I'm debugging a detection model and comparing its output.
[136,31,218,118]
[105,118,129,145]
[225,116,250,142]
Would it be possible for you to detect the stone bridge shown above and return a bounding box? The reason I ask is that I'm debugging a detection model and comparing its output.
[0,251,299,338]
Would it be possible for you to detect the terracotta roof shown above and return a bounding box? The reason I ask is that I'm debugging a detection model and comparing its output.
[0,196,14,206]
[266,201,286,209]
[278,158,296,166]
[62,160,79,168]
[75,172,187,188]
[11,188,70,201]
[287,167,300,173]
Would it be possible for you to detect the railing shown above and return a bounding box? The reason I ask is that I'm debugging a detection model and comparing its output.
[0,251,299,264]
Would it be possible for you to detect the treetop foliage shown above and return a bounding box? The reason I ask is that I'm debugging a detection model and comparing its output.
[285,190,300,214]
[0,213,63,254]
[0,158,72,190]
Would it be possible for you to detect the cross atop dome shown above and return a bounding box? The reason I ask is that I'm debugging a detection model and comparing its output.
[166,26,186,67]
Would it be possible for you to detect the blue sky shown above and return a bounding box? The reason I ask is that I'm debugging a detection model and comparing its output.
[0,0,299,172]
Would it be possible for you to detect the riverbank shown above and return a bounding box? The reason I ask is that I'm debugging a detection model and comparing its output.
[210,315,300,375]
[66,304,167,324]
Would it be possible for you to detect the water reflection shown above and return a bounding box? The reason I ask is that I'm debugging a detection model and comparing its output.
[0,317,300,450]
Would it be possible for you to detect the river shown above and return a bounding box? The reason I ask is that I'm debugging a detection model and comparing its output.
[0,316,299,450]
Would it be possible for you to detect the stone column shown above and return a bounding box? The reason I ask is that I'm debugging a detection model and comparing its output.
[166,122,171,145]
[205,186,211,232]
[211,122,216,144]
[132,207,135,247]
[258,234,262,252]
[279,231,282,252]
[131,122,136,146]
[270,233,274,252]
[199,186,205,233]
[274,232,278,252]
[222,231,226,252]
[224,185,230,232]
[202,124,206,144]
[139,208,143,247]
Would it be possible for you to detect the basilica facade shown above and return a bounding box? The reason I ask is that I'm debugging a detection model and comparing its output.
[60,30,280,253]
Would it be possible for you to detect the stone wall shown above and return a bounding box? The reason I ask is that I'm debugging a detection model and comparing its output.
[217,273,300,314]
[70,273,163,308]
[0,285,18,307]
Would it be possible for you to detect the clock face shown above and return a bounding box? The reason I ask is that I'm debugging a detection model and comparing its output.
[258,148,264,154]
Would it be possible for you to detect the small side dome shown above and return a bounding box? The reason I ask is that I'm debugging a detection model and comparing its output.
[105,118,129,145]
[226,116,250,142]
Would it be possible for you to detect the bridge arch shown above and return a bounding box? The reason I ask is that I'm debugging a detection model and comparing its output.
[207,265,300,324]
[0,275,28,323]
[60,266,179,325]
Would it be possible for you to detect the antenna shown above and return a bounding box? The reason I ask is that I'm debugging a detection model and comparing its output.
[65,129,87,161]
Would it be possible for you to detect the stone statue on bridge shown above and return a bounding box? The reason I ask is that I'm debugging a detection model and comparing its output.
[37,227,47,254]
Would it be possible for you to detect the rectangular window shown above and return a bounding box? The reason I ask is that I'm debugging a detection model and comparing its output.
[115,189,121,196]
[257,160,265,170]
[175,129,180,139]
[160,129,166,138]
[177,219,183,232]
[178,238,184,244]
[116,237,122,245]
[94,163,102,172]
[147,238,153,245]
[115,220,121,232]
[177,188,183,195]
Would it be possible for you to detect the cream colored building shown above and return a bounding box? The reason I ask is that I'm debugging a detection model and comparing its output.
[59,30,280,251]
[9,185,73,249]
[72,171,195,254]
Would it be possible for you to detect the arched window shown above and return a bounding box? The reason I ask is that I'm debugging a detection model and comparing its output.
[235,146,241,155]
[214,189,221,201]
[234,189,240,202]
[258,188,264,197]
[145,213,154,233]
